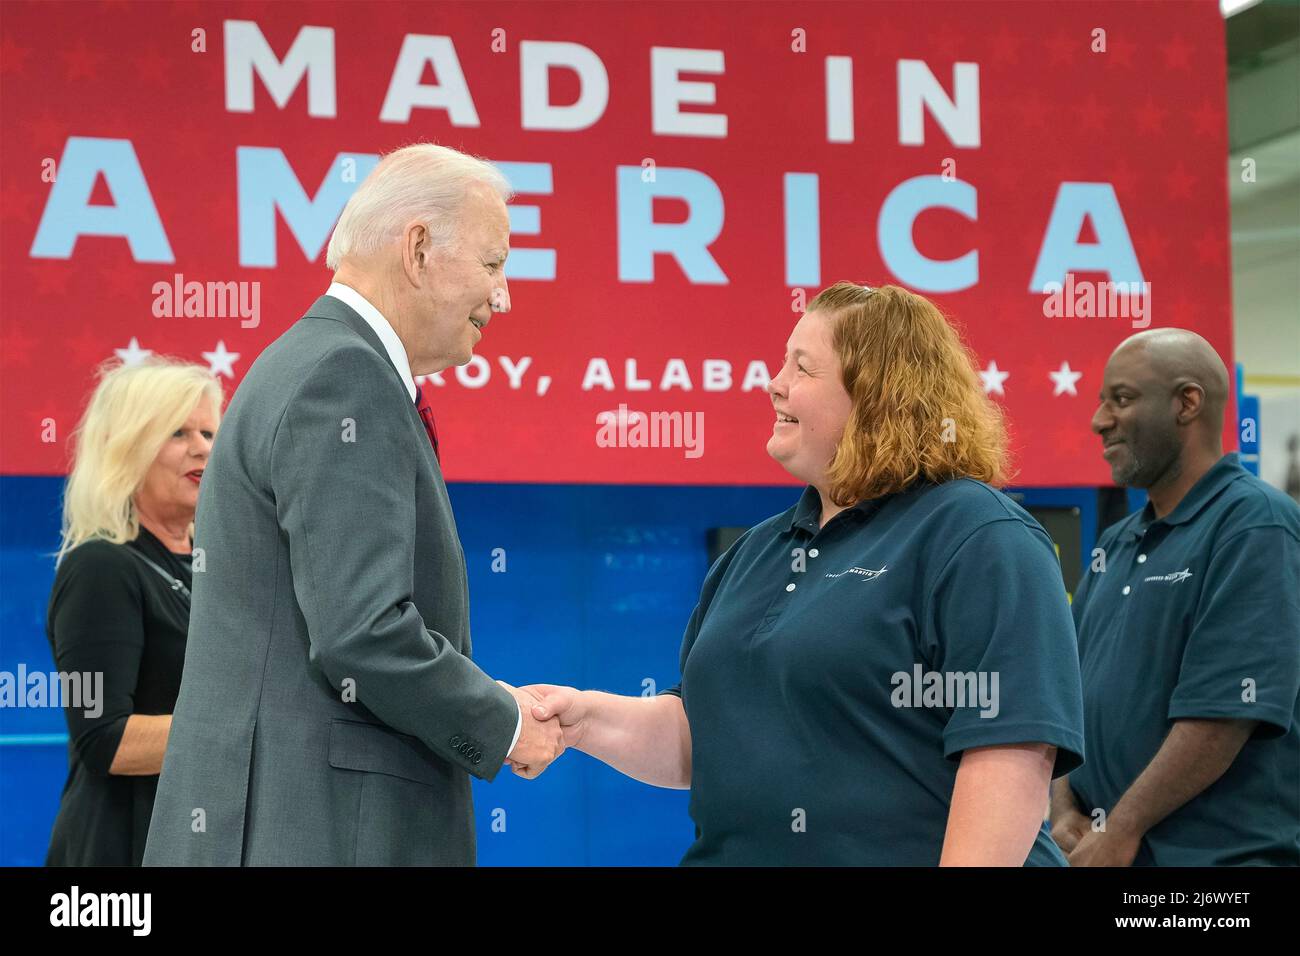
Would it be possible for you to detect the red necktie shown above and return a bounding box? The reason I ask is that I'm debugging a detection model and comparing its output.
[414,383,441,463]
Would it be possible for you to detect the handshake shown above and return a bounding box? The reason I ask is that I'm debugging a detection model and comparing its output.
[498,682,584,779]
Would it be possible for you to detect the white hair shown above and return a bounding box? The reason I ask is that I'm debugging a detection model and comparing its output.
[325,143,512,270]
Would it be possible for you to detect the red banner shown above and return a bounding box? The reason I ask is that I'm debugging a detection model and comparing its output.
[0,0,1232,485]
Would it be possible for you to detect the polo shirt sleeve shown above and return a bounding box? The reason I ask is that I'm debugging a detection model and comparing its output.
[659,532,751,699]
[1167,524,1300,738]
[924,517,1085,776]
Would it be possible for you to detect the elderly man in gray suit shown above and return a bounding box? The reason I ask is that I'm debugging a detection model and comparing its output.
[144,144,562,866]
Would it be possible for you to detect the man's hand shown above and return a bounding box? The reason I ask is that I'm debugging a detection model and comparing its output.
[500,682,564,779]
[1048,777,1092,854]
[1049,805,1093,855]
[1066,824,1141,867]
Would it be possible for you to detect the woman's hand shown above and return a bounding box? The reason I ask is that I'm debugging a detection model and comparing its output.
[520,684,590,751]
[510,688,691,789]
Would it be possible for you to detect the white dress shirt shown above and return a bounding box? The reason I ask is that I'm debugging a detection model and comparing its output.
[324,282,523,757]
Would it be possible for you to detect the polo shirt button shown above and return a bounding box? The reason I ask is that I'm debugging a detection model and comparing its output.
[1122,585,1131,595]
[786,583,796,592]
[809,549,819,558]
[1137,554,1147,563]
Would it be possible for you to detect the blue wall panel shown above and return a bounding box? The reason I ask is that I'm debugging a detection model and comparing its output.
[1,476,795,866]
[1,476,1098,866]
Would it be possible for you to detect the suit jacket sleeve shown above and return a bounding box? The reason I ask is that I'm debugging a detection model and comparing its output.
[270,342,518,780]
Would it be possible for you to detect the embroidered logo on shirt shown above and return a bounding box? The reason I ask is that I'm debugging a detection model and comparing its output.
[825,565,888,580]
[1143,568,1193,583]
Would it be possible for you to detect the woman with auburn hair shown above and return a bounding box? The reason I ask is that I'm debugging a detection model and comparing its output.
[521,282,1085,866]
[45,357,222,866]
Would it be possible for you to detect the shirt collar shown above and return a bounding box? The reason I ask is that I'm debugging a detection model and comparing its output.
[325,282,417,403]
[784,484,903,535]
[1127,452,1245,538]
[787,485,823,534]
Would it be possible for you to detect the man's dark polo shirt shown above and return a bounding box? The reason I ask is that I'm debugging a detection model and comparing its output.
[1071,454,1300,866]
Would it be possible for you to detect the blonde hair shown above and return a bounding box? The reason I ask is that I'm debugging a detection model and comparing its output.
[55,358,224,566]
[811,282,1010,506]
[325,142,513,270]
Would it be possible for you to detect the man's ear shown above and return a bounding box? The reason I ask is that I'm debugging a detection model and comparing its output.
[1175,381,1206,425]
[401,222,429,286]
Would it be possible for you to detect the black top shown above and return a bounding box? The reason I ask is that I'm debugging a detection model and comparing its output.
[45,525,192,866]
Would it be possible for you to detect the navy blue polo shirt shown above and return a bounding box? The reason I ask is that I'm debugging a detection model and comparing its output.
[662,479,1085,866]
[1070,453,1300,866]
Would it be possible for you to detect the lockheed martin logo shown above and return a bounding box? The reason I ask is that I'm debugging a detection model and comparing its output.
[1144,568,1193,584]
[825,565,888,581]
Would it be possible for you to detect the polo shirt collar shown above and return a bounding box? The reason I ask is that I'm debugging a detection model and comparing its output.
[787,485,822,534]
[785,483,909,535]
[1127,452,1244,539]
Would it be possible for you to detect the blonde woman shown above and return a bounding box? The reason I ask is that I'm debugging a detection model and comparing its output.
[45,358,222,866]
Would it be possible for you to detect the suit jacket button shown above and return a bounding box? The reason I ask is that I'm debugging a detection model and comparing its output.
[472,752,483,765]
[450,735,462,748]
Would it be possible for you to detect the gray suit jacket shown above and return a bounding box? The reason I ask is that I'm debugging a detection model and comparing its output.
[143,294,518,866]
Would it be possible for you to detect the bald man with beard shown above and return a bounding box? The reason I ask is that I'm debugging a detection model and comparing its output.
[1050,329,1300,866]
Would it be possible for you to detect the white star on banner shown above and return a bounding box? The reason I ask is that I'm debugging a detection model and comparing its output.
[1049,361,1083,396]
[114,337,152,367]
[203,340,240,378]
[979,360,1009,396]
